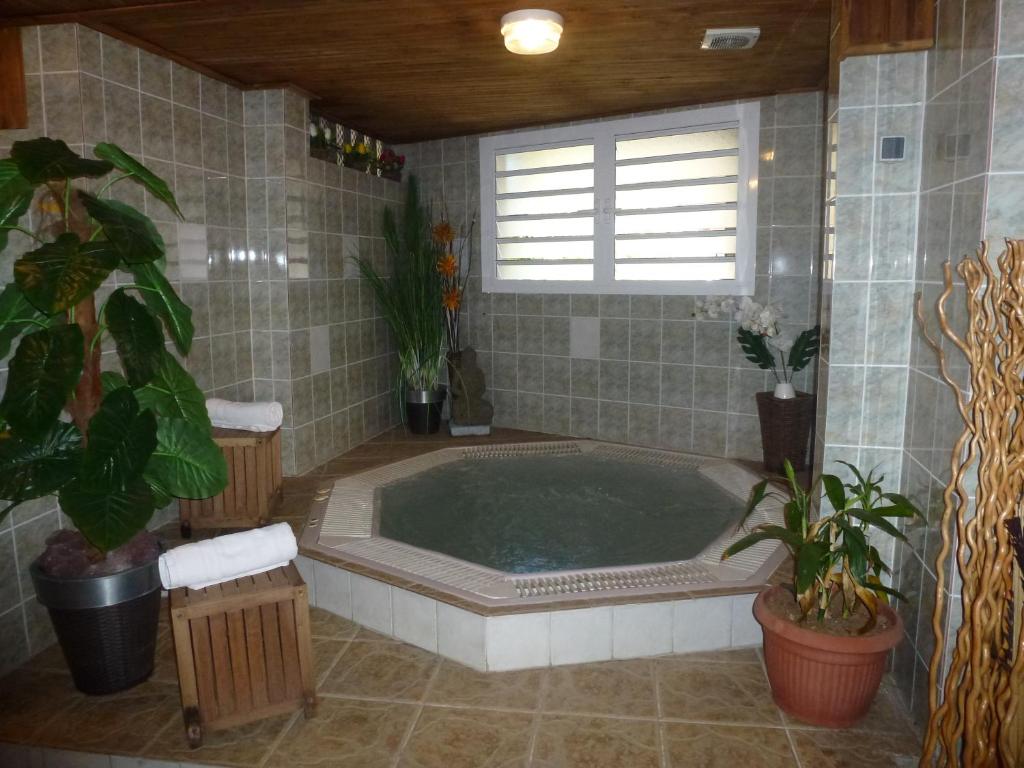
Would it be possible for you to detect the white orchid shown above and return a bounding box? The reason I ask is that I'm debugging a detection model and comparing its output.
[308,121,318,139]
[693,296,737,320]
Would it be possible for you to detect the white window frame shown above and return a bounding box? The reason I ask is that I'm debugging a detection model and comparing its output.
[479,101,760,295]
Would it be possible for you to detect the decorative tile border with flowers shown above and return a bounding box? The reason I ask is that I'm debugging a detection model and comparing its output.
[308,110,405,180]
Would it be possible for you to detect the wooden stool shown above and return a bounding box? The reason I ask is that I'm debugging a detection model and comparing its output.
[178,427,283,538]
[169,564,316,747]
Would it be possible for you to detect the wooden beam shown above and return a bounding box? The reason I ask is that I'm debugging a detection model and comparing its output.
[0,27,27,130]
[839,0,934,58]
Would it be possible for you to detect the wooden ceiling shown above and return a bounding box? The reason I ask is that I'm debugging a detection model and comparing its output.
[0,1,831,142]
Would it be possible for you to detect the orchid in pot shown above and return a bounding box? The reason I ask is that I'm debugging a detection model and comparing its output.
[694,296,820,471]
[694,296,819,399]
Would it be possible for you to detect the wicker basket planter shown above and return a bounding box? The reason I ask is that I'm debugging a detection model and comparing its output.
[31,556,162,695]
[755,391,815,473]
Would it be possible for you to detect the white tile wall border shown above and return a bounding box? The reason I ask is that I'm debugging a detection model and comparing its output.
[296,554,763,672]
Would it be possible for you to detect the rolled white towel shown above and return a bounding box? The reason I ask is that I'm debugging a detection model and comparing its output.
[206,398,283,433]
[158,523,298,590]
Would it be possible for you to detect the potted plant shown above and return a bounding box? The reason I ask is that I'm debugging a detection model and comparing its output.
[694,296,819,471]
[723,460,920,727]
[378,148,405,181]
[341,140,373,173]
[0,138,228,694]
[352,176,446,433]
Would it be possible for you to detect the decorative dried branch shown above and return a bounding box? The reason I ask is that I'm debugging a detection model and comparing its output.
[918,240,1024,767]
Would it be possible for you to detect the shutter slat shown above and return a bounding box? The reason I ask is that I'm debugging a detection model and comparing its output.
[614,147,738,168]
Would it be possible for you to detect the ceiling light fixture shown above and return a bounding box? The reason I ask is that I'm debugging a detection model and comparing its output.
[501,9,564,55]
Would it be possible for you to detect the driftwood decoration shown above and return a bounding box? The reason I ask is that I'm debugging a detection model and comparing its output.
[916,240,1024,767]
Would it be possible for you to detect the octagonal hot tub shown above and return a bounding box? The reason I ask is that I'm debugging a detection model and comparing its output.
[299,441,786,671]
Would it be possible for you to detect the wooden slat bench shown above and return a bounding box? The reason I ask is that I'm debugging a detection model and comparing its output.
[178,427,283,537]
[169,563,316,747]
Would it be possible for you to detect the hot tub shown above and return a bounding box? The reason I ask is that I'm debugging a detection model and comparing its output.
[299,441,785,671]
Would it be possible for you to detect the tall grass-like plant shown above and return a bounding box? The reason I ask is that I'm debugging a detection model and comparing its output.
[352,176,445,392]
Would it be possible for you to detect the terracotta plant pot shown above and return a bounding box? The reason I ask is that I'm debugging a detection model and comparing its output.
[753,585,903,728]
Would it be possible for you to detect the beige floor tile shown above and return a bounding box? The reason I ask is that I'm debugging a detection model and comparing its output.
[790,728,922,767]
[656,659,782,725]
[34,678,180,755]
[0,667,74,743]
[425,661,544,711]
[146,710,296,767]
[308,607,360,640]
[542,659,657,718]
[675,647,762,664]
[264,698,417,768]
[531,715,661,768]
[397,706,533,768]
[312,637,348,684]
[321,640,439,701]
[663,722,798,767]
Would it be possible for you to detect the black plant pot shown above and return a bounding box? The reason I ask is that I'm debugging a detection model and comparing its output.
[406,387,446,434]
[31,555,162,695]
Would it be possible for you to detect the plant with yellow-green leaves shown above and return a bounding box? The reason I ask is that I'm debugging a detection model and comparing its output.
[723,460,921,632]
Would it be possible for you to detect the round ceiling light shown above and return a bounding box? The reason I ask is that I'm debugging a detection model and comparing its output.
[500,9,564,55]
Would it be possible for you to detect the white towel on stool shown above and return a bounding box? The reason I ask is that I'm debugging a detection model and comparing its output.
[206,399,283,433]
[158,523,298,590]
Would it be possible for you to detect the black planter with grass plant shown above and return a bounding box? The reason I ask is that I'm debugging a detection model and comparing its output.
[0,138,228,694]
[352,176,447,434]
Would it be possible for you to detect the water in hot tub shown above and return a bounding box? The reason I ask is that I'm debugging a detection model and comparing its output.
[378,454,746,573]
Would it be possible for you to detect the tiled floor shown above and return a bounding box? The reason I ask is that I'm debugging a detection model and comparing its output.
[0,427,922,767]
[0,605,921,767]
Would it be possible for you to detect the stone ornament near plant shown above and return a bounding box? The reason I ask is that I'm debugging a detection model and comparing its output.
[724,460,921,727]
[694,296,819,470]
[448,346,494,436]
[0,138,228,694]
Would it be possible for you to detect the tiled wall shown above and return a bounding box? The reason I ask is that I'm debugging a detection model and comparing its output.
[0,24,398,675]
[243,88,399,476]
[398,92,824,460]
[815,0,1017,730]
[893,0,1010,729]
[814,51,926,513]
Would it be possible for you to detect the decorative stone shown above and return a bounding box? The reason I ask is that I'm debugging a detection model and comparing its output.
[448,347,493,432]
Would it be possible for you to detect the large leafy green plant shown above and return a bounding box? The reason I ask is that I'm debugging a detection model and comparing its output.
[723,460,921,632]
[0,138,227,554]
[352,176,445,391]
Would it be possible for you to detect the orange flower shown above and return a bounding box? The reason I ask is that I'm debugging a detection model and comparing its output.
[442,287,461,311]
[436,252,457,277]
[432,221,455,245]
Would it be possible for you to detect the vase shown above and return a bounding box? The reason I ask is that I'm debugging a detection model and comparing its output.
[405,386,446,434]
[755,390,815,472]
[31,555,162,695]
[773,382,796,399]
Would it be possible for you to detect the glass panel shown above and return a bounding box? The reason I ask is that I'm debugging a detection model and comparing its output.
[497,216,594,239]
[615,235,736,260]
[615,209,737,235]
[498,262,593,280]
[616,155,738,185]
[496,144,594,172]
[497,240,594,262]
[616,128,738,160]
[615,261,736,281]
[497,192,594,216]
[497,168,594,195]
[616,183,736,210]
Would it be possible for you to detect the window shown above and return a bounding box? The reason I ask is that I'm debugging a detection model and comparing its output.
[479,102,760,295]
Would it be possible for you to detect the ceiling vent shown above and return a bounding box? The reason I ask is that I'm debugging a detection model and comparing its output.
[701,27,760,50]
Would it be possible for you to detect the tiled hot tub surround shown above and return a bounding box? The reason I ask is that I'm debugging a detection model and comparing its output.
[298,441,785,671]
